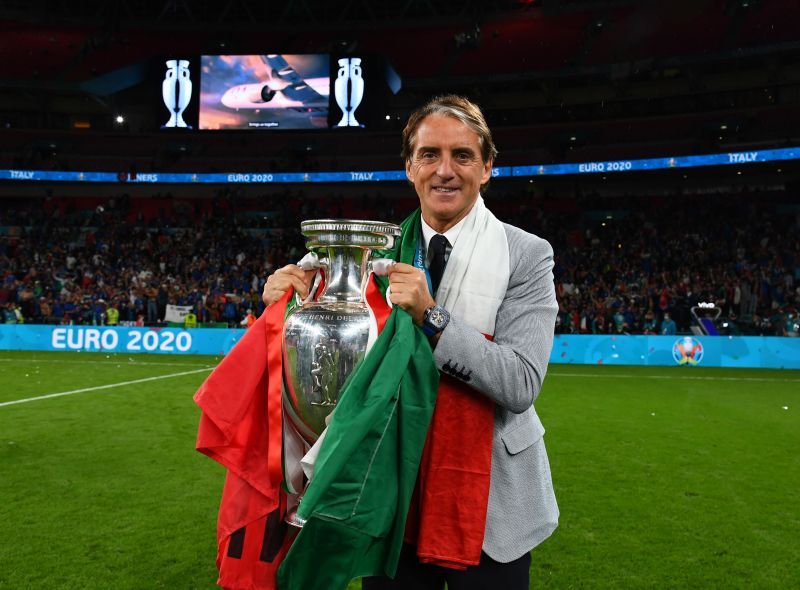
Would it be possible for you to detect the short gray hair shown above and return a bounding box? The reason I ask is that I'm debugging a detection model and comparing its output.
[401,94,498,164]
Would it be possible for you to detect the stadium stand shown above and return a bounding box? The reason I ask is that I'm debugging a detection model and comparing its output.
[1,0,798,338]
[1,188,797,337]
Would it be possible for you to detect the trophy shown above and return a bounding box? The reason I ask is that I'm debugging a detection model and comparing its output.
[162,59,192,128]
[282,220,401,526]
[334,57,364,127]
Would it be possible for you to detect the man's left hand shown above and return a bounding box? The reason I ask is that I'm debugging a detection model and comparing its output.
[388,263,435,326]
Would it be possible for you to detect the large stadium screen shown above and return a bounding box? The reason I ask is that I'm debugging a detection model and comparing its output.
[199,54,330,130]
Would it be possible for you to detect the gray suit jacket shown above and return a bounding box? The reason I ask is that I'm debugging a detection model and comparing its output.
[432,222,559,563]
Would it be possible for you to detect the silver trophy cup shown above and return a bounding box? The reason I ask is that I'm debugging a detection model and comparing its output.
[282,219,401,526]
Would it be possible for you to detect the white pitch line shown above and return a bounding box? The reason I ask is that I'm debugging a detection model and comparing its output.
[0,367,213,408]
[0,358,215,368]
[549,372,800,383]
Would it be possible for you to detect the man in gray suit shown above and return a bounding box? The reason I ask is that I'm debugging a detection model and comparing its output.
[265,95,558,590]
[370,95,559,589]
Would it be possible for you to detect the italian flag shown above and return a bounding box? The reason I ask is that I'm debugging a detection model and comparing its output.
[196,210,493,590]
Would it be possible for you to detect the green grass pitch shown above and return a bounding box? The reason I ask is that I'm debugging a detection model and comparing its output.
[0,350,798,589]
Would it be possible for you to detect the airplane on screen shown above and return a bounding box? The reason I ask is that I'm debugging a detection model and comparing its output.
[220,55,329,110]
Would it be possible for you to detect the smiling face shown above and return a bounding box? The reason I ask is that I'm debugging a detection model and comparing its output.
[405,113,493,233]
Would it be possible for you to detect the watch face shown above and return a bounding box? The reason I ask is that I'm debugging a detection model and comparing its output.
[429,308,446,328]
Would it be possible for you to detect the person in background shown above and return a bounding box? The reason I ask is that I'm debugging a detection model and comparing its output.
[660,312,677,335]
[643,309,658,334]
[106,302,119,326]
[240,308,256,329]
[2,303,17,324]
[39,297,52,323]
[184,311,198,329]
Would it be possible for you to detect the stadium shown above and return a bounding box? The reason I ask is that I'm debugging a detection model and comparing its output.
[1,1,798,589]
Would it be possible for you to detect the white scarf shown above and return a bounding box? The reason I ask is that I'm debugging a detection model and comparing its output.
[433,196,509,336]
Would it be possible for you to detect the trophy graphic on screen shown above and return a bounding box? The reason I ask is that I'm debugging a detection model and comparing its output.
[334,57,364,127]
[162,59,192,129]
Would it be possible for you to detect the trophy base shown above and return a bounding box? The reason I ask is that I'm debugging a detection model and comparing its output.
[285,505,307,529]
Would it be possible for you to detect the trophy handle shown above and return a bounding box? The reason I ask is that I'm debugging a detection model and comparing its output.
[369,258,395,276]
[306,256,328,304]
[291,253,327,305]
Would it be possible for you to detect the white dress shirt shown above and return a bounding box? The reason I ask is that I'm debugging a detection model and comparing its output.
[420,213,468,267]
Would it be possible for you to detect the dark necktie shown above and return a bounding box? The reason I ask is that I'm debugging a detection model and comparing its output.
[428,234,449,295]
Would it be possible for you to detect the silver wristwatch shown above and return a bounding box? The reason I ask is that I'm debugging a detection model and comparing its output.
[422,305,450,337]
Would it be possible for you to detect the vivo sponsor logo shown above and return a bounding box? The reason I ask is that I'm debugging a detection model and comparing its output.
[51,327,192,352]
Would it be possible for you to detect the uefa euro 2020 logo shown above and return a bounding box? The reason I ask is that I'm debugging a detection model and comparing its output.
[672,336,704,365]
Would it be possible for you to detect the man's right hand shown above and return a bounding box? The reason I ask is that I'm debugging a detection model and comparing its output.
[262,265,317,306]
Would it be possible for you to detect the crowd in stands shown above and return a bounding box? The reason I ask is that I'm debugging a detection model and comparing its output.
[531,191,800,337]
[1,189,798,336]
[0,192,306,328]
